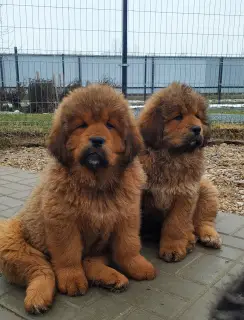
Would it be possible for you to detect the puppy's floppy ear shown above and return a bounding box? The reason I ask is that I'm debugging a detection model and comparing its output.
[123,124,144,166]
[47,110,72,167]
[139,106,164,150]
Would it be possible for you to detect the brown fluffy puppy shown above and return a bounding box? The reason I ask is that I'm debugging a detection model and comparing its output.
[0,84,156,314]
[138,82,222,262]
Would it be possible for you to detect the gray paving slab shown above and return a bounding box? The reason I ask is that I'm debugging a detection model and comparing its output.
[0,196,24,208]
[0,175,27,183]
[233,226,244,238]
[117,308,163,320]
[56,287,104,308]
[177,254,231,285]
[0,275,13,296]
[1,183,32,192]
[72,295,134,320]
[221,234,244,250]
[18,178,38,187]
[0,287,79,320]
[10,190,32,200]
[216,211,230,223]
[196,244,244,260]
[148,271,205,300]
[239,256,244,265]
[0,166,244,320]
[0,307,23,320]
[227,263,244,276]
[216,213,244,234]
[0,179,9,185]
[109,281,158,306]
[0,186,17,196]
[9,172,37,180]
[135,290,186,318]
[0,205,23,218]
[0,167,22,175]
[0,204,9,211]
[179,288,218,320]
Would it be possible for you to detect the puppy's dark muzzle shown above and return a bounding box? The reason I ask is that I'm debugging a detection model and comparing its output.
[80,145,108,172]
[169,134,204,154]
[188,134,203,147]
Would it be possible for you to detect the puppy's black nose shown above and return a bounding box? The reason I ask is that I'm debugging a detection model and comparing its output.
[89,136,105,148]
[191,126,201,135]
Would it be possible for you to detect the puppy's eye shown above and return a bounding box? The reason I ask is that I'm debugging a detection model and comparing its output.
[173,114,183,121]
[106,122,114,130]
[78,122,88,129]
[195,114,201,119]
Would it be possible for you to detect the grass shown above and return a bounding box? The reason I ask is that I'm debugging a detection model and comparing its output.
[1,106,244,123]
[0,113,53,123]
[0,112,244,149]
[0,114,52,148]
[0,113,52,135]
[0,111,244,135]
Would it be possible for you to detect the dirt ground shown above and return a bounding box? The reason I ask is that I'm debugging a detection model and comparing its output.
[0,144,244,215]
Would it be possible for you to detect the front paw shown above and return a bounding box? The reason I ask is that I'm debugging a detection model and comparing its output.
[198,226,222,249]
[56,267,88,296]
[123,255,157,281]
[159,239,189,262]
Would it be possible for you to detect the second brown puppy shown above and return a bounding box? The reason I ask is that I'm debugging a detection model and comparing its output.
[138,82,222,262]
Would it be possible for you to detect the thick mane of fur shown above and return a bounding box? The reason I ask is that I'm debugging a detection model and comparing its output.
[138,82,209,151]
[138,82,221,263]
[141,148,204,192]
[138,82,207,194]
[47,84,143,186]
[0,84,155,314]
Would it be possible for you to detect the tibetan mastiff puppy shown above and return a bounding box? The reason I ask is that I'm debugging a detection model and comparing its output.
[0,84,156,314]
[138,82,222,262]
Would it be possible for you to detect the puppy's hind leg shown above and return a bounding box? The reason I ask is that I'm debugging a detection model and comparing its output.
[83,256,129,293]
[0,219,55,314]
[193,177,222,249]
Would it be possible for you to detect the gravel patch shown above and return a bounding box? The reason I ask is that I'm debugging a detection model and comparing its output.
[204,144,244,215]
[0,145,243,215]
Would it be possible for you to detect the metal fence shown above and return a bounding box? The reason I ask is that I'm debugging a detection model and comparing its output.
[1,0,244,125]
[2,51,244,97]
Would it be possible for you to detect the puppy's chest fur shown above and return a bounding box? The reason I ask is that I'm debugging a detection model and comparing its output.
[76,190,127,255]
[141,149,204,210]
[21,161,144,256]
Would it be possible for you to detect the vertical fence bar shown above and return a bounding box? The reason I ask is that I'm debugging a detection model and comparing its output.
[14,47,20,94]
[122,0,128,97]
[78,56,82,86]
[144,56,147,102]
[62,54,65,87]
[218,57,224,104]
[0,56,4,89]
[151,56,155,94]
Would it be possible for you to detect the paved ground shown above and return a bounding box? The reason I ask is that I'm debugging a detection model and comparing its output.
[1,166,244,319]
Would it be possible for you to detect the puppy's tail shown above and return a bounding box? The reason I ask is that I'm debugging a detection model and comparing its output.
[210,271,244,319]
